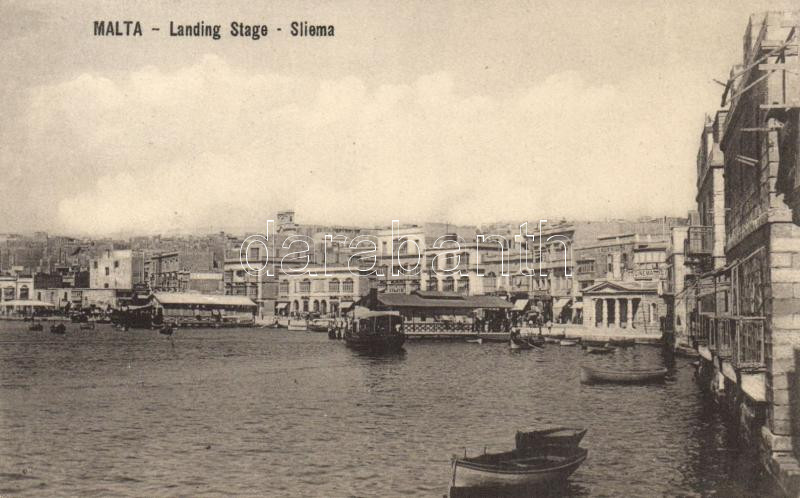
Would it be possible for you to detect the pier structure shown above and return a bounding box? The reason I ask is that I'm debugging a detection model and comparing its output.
[677,11,800,495]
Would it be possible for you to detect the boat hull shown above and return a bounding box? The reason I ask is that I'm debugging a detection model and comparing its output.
[451,448,587,489]
[580,366,668,384]
[345,334,405,353]
[287,320,308,331]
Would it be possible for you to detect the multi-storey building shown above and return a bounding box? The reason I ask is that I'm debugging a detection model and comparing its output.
[276,265,370,316]
[89,249,145,290]
[679,11,800,494]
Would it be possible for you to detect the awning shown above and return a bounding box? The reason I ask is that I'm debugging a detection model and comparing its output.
[552,298,572,310]
[125,303,152,312]
[341,301,355,310]
[2,300,55,307]
[572,301,583,309]
[512,299,529,311]
[275,302,289,311]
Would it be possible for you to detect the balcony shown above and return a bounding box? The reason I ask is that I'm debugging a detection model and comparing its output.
[733,317,765,371]
[684,226,713,263]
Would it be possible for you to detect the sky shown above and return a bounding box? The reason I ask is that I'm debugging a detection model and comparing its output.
[1,0,797,236]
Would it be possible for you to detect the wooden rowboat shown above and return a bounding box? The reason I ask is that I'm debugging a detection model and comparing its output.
[586,346,615,355]
[580,366,668,384]
[450,445,587,491]
[515,427,587,450]
[526,336,546,348]
[608,338,636,347]
[510,338,532,350]
[466,338,483,344]
[559,340,577,346]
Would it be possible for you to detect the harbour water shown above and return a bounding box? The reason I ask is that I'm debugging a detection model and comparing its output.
[0,322,780,496]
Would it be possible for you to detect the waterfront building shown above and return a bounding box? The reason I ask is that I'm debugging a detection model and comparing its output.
[276,264,370,316]
[0,275,34,315]
[662,224,690,345]
[145,249,218,292]
[150,292,257,327]
[90,249,145,290]
[682,11,800,495]
[577,232,672,331]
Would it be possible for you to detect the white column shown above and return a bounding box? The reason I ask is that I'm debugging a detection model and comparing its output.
[627,298,633,328]
[602,299,608,327]
[613,299,620,327]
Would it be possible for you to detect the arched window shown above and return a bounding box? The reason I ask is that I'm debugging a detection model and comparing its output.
[313,300,320,312]
[342,278,354,293]
[320,300,327,314]
[19,285,29,300]
[292,300,300,312]
[329,279,340,293]
[303,300,309,312]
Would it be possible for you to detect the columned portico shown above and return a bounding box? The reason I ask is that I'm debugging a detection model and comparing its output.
[582,281,661,332]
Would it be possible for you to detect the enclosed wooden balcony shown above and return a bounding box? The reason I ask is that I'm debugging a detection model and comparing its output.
[684,226,713,264]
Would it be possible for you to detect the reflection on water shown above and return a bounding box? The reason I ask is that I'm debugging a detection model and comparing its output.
[0,323,780,496]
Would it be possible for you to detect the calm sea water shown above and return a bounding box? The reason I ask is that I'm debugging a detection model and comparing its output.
[0,322,779,496]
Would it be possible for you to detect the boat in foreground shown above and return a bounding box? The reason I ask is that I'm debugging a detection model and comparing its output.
[559,340,577,346]
[450,445,587,491]
[580,366,668,384]
[515,427,587,449]
[466,338,483,344]
[344,310,405,353]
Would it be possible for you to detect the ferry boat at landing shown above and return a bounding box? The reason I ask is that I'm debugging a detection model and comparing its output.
[344,310,405,353]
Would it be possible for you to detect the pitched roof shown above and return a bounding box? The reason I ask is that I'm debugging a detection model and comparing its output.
[582,280,659,294]
[151,292,257,307]
[374,291,512,309]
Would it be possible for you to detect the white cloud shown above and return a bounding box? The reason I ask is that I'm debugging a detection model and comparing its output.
[17,54,705,235]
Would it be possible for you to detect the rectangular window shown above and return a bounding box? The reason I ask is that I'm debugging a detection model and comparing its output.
[114,260,119,268]
[105,267,109,276]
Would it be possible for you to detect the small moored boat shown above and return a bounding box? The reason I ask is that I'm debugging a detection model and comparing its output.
[609,338,636,347]
[28,323,43,331]
[515,427,587,450]
[510,337,533,350]
[287,319,308,331]
[50,323,66,335]
[559,340,577,346]
[581,339,608,348]
[159,325,174,336]
[586,345,615,355]
[526,336,545,348]
[580,366,668,384]
[450,445,587,491]
[308,318,333,332]
[466,338,483,345]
